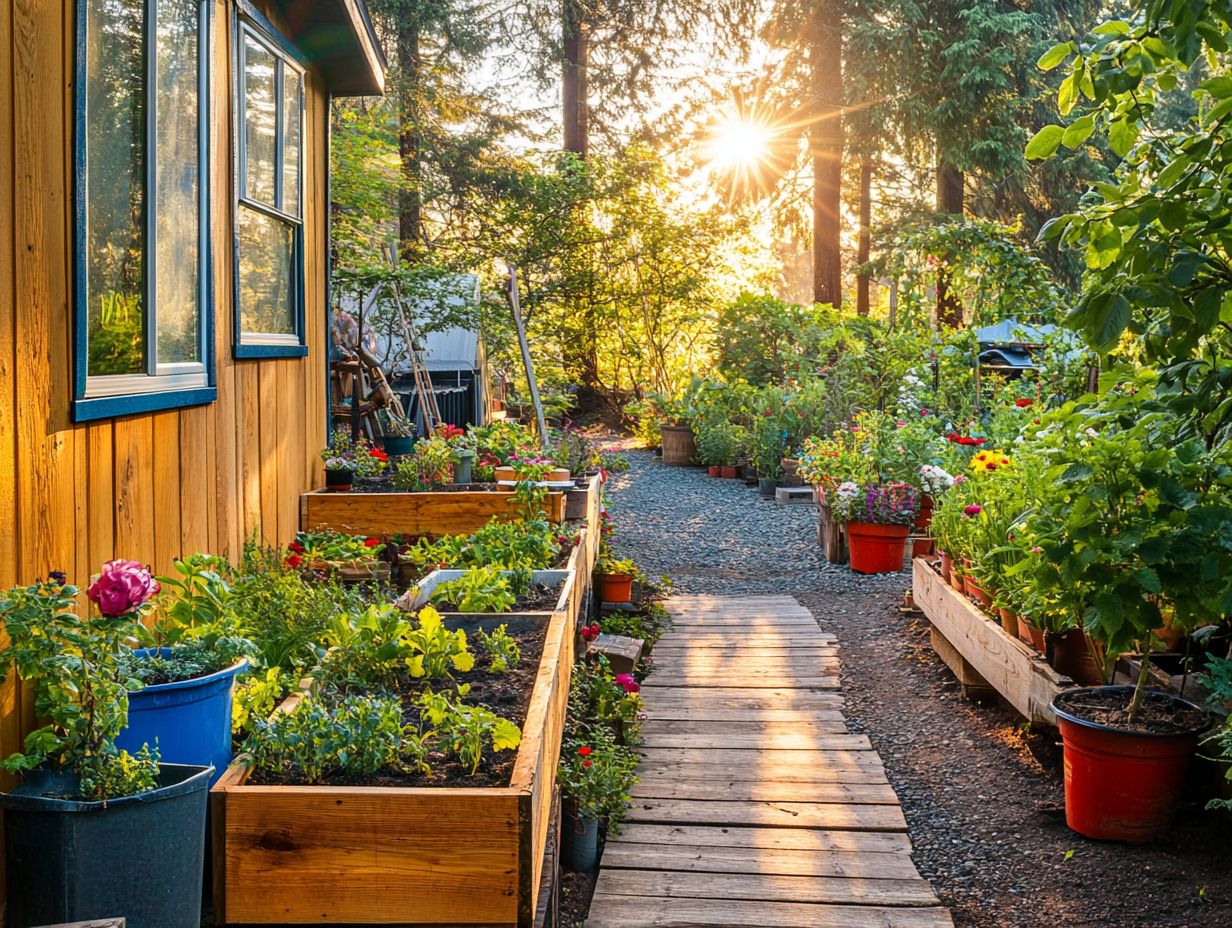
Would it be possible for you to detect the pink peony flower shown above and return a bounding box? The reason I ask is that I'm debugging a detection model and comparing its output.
[87,559,160,617]
[962,504,983,518]
[614,673,640,694]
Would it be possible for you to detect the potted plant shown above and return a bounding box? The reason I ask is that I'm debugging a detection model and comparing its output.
[382,414,417,456]
[696,420,738,479]
[291,532,390,583]
[117,556,254,784]
[594,553,637,604]
[833,482,918,575]
[322,454,357,491]
[319,435,388,491]
[393,438,456,492]
[556,731,638,872]
[0,568,212,928]
[752,413,785,497]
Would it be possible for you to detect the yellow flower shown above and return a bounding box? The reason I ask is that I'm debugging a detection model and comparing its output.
[970,449,1010,473]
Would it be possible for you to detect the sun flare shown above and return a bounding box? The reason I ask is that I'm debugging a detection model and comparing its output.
[707,116,772,172]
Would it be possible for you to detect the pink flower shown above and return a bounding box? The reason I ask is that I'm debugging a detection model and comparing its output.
[962,504,983,518]
[581,623,601,642]
[1029,545,1044,554]
[87,559,160,617]
[614,673,640,694]
[896,419,907,428]
[920,409,929,416]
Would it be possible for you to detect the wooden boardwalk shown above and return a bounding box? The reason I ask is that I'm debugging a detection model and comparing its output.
[586,594,953,928]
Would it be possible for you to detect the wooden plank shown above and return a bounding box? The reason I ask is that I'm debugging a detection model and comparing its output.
[629,780,899,805]
[152,412,183,569]
[638,733,871,751]
[611,824,910,855]
[238,362,263,544]
[113,418,156,569]
[179,405,212,556]
[257,362,281,547]
[646,707,848,723]
[301,488,568,536]
[585,898,954,928]
[626,798,907,832]
[653,644,839,655]
[643,675,841,690]
[637,762,890,787]
[642,687,845,708]
[593,870,939,907]
[913,558,1069,725]
[600,842,922,879]
[649,653,842,667]
[641,718,849,734]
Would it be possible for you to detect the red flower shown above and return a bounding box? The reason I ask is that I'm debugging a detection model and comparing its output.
[920,409,929,416]
[364,538,381,548]
[288,541,305,554]
[578,746,592,757]
[370,448,389,462]
[581,623,601,642]
[985,462,997,471]
[284,554,303,568]
[1014,398,1033,408]
[582,760,592,768]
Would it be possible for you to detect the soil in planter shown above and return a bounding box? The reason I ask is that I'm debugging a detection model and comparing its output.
[1057,686,1209,735]
[248,622,549,790]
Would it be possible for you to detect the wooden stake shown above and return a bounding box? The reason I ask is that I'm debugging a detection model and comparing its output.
[507,264,548,449]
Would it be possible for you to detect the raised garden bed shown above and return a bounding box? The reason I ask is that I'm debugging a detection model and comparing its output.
[301,486,567,535]
[912,557,1073,726]
[210,571,580,926]
[400,569,574,625]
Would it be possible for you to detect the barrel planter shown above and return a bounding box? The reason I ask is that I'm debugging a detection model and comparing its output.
[847,522,910,574]
[660,425,699,466]
[117,651,248,786]
[2,764,212,928]
[1051,686,1209,843]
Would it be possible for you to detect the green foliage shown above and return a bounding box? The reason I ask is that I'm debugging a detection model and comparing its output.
[556,729,640,832]
[0,577,158,800]
[245,693,424,785]
[417,689,522,775]
[394,438,456,490]
[477,624,522,674]
[232,667,288,739]
[597,601,673,649]
[404,605,477,678]
[567,656,645,739]
[318,604,420,690]
[694,419,740,467]
[430,567,521,614]
[715,294,838,385]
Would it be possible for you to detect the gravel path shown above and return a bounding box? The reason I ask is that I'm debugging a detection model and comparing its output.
[601,450,1232,928]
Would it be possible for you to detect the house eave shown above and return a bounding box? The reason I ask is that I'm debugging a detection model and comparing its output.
[274,0,386,96]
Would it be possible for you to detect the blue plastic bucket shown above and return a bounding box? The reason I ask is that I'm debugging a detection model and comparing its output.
[116,649,247,785]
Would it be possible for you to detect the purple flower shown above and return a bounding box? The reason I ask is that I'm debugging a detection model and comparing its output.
[47,570,67,586]
[614,673,640,694]
[87,560,160,617]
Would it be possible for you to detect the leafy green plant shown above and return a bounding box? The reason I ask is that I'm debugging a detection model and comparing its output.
[0,571,161,800]
[694,419,738,467]
[430,567,519,613]
[319,604,418,690]
[245,693,427,784]
[232,667,288,738]
[477,624,522,673]
[556,729,640,832]
[417,689,522,775]
[394,438,456,490]
[405,605,476,678]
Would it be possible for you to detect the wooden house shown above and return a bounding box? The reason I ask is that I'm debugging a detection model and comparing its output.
[0,0,384,890]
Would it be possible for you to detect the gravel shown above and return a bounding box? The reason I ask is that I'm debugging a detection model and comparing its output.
[596,450,1232,928]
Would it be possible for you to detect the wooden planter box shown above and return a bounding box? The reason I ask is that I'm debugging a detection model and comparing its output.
[912,558,1073,726]
[300,487,567,537]
[659,425,698,466]
[211,571,579,926]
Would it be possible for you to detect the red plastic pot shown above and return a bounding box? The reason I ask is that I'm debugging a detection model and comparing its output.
[595,572,634,604]
[913,494,934,531]
[1051,686,1208,843]
[720,465,739,479]
[911,537,934,558]
[1050,628,1104,685]
[707,465,721,477]
[1017,615,1046,654]
[847,522,909,574]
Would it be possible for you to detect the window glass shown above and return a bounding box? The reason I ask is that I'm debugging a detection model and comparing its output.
[282,67,301,218]
[237,205,295,336]
[154,0,201,364]
[243,34,277,207]
[85,0,147,376]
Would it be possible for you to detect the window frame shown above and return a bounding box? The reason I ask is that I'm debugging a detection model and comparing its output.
[72,0,217,422]
[232,1,308,360]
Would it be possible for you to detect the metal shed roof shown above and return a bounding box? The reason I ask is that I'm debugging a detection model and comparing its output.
[422,327,481,372]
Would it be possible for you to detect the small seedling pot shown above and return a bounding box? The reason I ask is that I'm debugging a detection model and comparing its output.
[324,469,353,491]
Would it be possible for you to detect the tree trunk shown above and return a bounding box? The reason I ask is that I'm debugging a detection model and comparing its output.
[856,155,872,316]
[562,0,589,157]
[935,159,964,328]
[809,5,843,308]
[398,18,422,259]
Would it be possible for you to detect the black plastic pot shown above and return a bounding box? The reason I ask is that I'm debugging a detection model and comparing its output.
[324,468,353,491]
[758,477,777,497]
[2,763,212,928]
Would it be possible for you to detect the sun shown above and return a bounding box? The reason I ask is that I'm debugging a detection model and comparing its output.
[707,116,772,172]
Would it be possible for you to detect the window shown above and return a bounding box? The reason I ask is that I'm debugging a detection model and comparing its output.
[234,9,307,358]
[73,0,215,421]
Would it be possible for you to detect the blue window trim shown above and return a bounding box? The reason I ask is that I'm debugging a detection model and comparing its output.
[232,3,308,361]
[71,0,216,423]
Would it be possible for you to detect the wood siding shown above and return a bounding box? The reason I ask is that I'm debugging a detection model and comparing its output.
[0,0,331,818]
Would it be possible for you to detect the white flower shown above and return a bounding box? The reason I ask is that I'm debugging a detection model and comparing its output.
[1085,427,1098,439]
[836,481,860,498]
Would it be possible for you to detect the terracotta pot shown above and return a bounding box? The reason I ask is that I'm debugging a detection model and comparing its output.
[547,467,571,482]
[707,465,721,477]
[719,465,739,479]
[595,572,634,604]
[997,607,1018,637]
[963,574,993,609]
[1050,629,1104,685]
[913,495,934,531]
[847,522,910,575]
[948,564,966,592]
[1052,686,1208,843]
[911,537,934,558]
[1018,615,1046,654]
[938,550,953,583]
